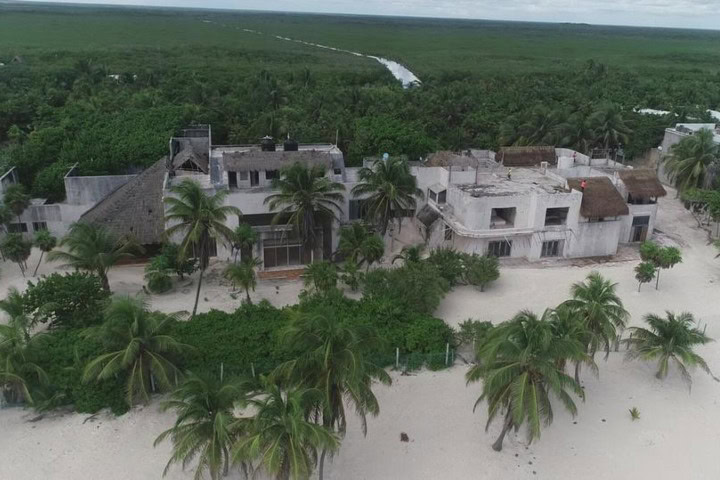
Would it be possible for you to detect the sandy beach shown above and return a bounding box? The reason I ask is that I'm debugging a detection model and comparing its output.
[1,191,720,480]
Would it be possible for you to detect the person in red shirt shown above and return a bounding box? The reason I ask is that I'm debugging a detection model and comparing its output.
[580,179,587,191]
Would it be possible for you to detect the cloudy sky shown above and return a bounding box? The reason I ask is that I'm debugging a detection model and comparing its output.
[25,0,720,29]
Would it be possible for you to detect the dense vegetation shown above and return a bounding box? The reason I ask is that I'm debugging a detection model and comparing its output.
[2,4,720,201]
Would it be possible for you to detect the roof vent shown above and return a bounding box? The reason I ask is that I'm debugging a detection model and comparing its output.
[260,135,275,152]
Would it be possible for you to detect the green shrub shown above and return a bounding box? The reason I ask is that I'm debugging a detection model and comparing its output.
[464,254,500,291]
[144,255,174,294]
[426,247,465,286]
[160,243,198,279]
[29,328,128,415]
[362,262,449,315]
[23,272,109,328]
[455,319,494,347]
[170,301,293,377]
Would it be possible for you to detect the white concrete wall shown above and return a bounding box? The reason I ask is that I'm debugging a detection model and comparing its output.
[567,220,622,257]
[619,203,658,244]
[64,174,136,205]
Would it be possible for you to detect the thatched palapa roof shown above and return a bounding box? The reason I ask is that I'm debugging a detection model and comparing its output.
[499,146,556,167]
[80,159,166,245]
[568,177,629,218]
[618,169,667,198]
[223,150,334,172]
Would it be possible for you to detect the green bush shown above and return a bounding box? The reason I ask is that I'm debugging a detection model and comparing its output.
[170,301,293,377]
[23,272,109,328]
[144,255,174,294]
[464,254,500,291]
[426,247,466,286]
[455,319,494,347]
[30,328,128,415]
[362,262,449,315]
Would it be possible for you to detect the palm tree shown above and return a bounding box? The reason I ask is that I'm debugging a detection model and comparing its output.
[3,183,30,226]
[517,105,564,145]
[559,110,595,154]
[165,179,241,317]
[32,229,57,276]
[626,311,713,388]
[231,223,258,263]
[224,257,261,304]
[466,310,587,451]
[82,296,192,405]
[337,223,371,264]
[155,372,252,480]
[233,382,339,480]
[562,272,629,382]
[274,309,390,479]
[264,163,345,253]
[359,234,384,272]
[664,129,720,192]
[391,244,424,265]
[351,156,423,235]
[47,222,139,292]
[635,261,656,292]
[303,261,338,295]
[590,103,631,153]
[0,288,48,404]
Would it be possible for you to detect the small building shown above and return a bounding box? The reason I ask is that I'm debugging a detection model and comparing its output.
[659,123,720,187]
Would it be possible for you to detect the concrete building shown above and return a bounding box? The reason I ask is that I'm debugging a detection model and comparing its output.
[0,165,139,239]
[413,147,666,261]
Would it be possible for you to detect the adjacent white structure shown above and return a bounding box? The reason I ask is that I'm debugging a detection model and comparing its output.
[414,148,666,261]
[658,123,720,186]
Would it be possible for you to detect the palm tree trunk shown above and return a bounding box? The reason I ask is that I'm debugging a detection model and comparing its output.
[638,281,642,292]
[33,251,44,276]
[100,271,110,292]
[574,361,582,384]
[655,269,661,289]
[245,287,251,304]
[192,267,204,317]
[492,410,513,452]
[319,449,327,480]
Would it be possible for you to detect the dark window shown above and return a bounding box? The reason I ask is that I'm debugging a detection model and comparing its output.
[263,234,305,269]
[32,222,48,232]
[544,207,569,226]
[250,171,260,187]
[541,240,562,257]
[437,190,447,204]
[628,194,655,205]
[632,215,650,226]
[8,223,27,233]
[444,225,453,241]
[265,170,279,180]
[488,240,512,257]
[490,208,516,229]
[239,171,249,181]
[429,190,437,202]
[228,171,237,188]
[349,199,369,221]
[333,168,342,175]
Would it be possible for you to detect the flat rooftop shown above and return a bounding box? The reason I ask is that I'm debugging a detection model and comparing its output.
[456,169,567,197]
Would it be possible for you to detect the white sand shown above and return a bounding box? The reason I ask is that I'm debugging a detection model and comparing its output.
[2,191,720,479]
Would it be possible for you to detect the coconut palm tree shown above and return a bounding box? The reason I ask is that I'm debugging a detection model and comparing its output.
[359,234,384,272]
[3,184,30,226]
[233,382,339,480]
[264,163,345,253]
[47,222,139,292]
[351,156,423,235]
[517,105,564,145]
[337,222,371,264]
[224,257,261,304]
[82,296,192,405]
[0,288,48,404]
[231,223,258,263]
[165,179,241,317]
[561,272,629,382]
[155,372,252,480]
[559,110,595,154]
[274,309,391,479]
[664,128,720,192]
[635,261,656,292]
[32,229,57,276]
[466,309,587,451]
[590,103,631,153]
[391,244,424,265]
[302,261,338,295]
[625,311,713,388]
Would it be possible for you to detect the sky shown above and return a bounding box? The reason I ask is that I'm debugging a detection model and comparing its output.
[21,0,720,30]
